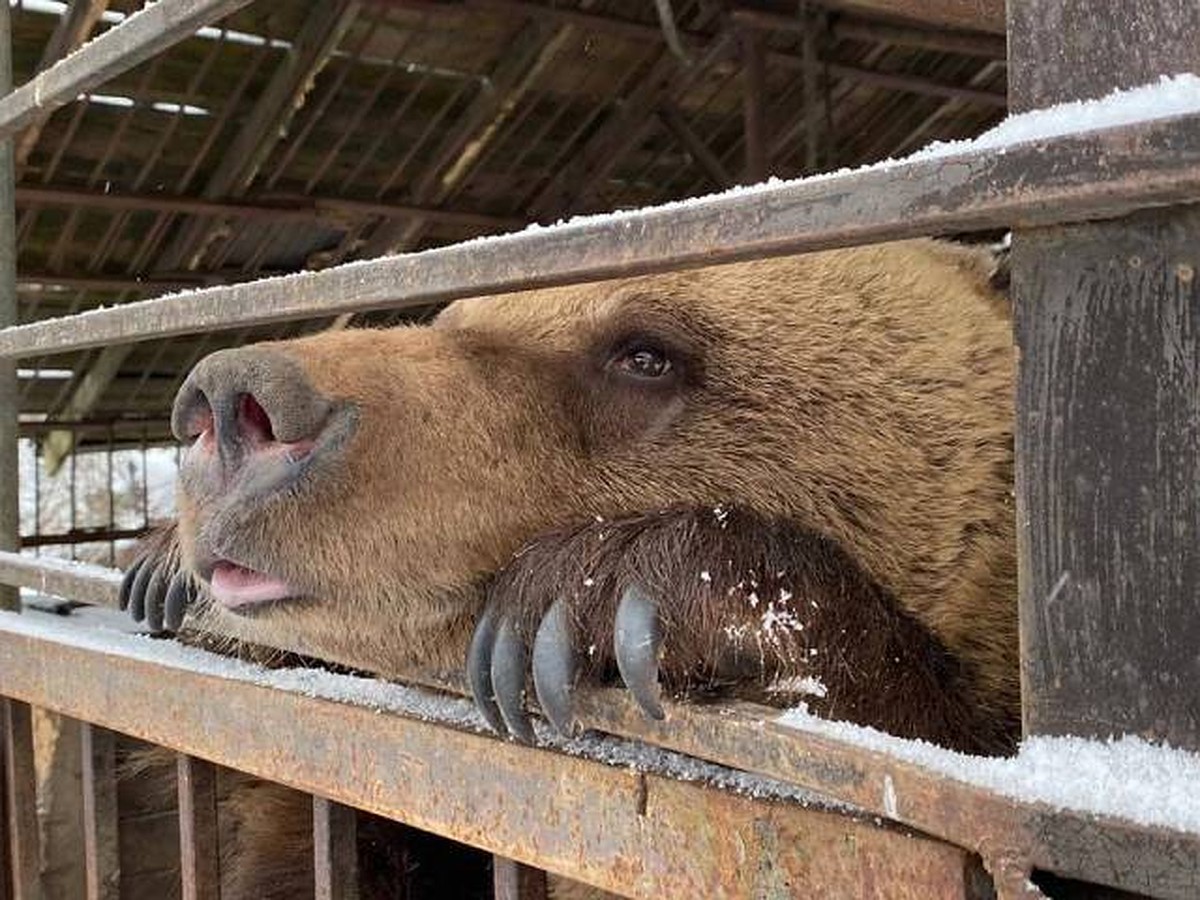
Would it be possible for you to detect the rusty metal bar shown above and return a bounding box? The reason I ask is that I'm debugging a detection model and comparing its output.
[739,28,768,183]
[2,701,40,900]
[492,858,547,900]
[20,526,149,550]
[3,106,1200,359]
[313,797,358,900]
[0,0,15,615]
[177,754,220,900]
[0,551,122,607]
[0,609,1196,897]
[80,723,119,900]
[0,612,987,899]
[0,0,257,139]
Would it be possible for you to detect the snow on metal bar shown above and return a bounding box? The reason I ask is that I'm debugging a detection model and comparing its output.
[0,0,256,137]
[3,99,1200,360]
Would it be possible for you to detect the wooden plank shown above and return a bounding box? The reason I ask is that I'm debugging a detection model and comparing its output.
[14,0,110,168]
[313,797,357,900]
[2,701,40,900]
[0,613,989,900]
[817,0,1005,34]
[80,723,120,900]
[176,755,220,900]
[2,105,1200,359]
[0,0,256,138]
[492,858,547,900]
[1010,0,1200,755]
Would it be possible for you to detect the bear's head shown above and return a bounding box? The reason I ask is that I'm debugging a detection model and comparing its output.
[164,239,1017,750]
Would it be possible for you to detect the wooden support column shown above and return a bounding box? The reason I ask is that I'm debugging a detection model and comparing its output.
[0,0,17,614]
[2,702,40,900]
[177,755,220,900]
[312,797,357,900]
[739,28,767,183]
[1009,0,1200,750]
[492,858,547,900]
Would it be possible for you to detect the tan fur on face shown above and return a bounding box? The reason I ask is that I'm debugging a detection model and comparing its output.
[179,240,1016,724]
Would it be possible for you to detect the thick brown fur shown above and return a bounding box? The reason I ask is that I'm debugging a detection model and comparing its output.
[137,240,1016,899]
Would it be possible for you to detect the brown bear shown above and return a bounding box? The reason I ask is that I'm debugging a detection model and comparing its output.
[122,239,1017,897]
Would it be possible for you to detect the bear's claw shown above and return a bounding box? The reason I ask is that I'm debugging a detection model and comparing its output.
[467,583,667,743]
[121,527,194,633]
[531,599,579,737]
[613,585,665,721]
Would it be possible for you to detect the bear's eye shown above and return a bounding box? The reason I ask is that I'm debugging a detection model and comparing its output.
[612,345,672,379]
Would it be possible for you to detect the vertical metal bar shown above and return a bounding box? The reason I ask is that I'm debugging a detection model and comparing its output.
[0,0,19,612]
[800,2,822,173]
[177,754,220,900]
[2,701,41,900]
[312,796,357,900]
[1009,0,1200,751]
[68,442,77,561]
[80,723,119,900]
[739,28,767,183]
[492,858,548,900]
[104,427,114,567]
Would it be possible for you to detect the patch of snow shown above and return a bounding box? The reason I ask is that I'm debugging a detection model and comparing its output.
[777,705,1200,835]
[767,675,827,698]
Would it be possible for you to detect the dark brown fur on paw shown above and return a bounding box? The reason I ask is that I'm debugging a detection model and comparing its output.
[471,507,1017,755]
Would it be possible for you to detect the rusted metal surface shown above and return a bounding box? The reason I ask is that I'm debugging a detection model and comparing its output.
[0,551,122,608]
[493,858,548,900]
[0,0,257,138]
[3,106,1200,359]
[80,723,120,900]
[2,701,40,900]
[313,797,358,900]
[0,612,987,899]
[177,755,220,900]
[2,609,1198,897]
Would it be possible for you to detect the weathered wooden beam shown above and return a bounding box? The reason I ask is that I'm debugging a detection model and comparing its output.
[1009,0,1200,754]
[14,185,524,232]
[0,553,121,607]
[2,105,1200,359]
[14,0,110,168]
[818,0,1005,34]
[0,0,256,138]
[655,103,732,188]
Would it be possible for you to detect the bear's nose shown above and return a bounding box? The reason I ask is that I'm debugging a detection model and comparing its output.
[172,347,332,470]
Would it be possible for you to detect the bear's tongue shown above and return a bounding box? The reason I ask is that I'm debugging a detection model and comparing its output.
[210,561,295,609]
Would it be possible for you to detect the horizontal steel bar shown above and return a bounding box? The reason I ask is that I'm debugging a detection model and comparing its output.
[0,611,980,899]
[3,108,1200,359]
[0,0,256,138]
[1,558,1197,897]
[0,551,121,606]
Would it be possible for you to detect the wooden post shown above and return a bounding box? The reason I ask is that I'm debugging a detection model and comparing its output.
[1010,0,1200,750]
[0,0,18,614]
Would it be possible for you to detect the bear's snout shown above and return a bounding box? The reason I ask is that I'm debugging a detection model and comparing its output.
[173,346,356,500]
